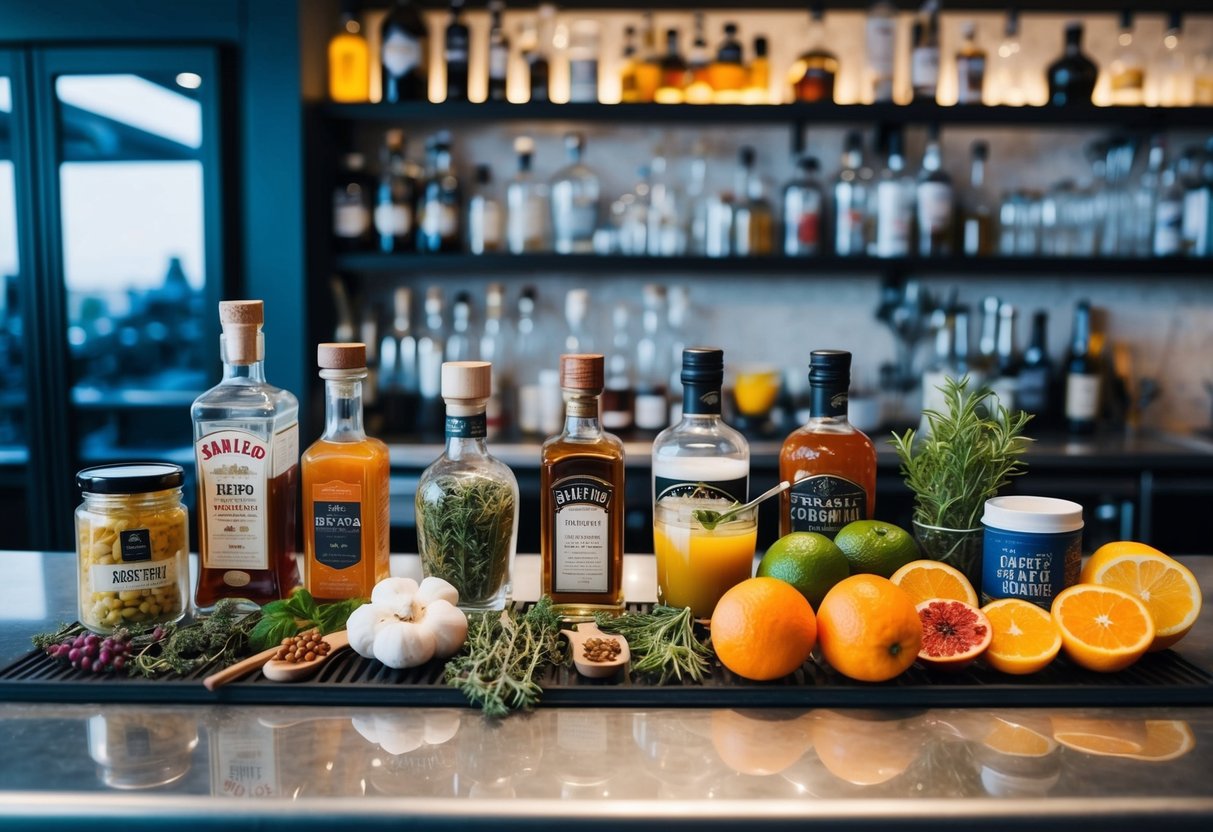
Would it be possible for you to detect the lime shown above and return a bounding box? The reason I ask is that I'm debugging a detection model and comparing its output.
[833,520,920,578]
[756,532,850,609]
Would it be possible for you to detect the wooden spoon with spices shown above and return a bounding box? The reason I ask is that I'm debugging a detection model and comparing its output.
[202,630,350,690]
[561,622,630,679]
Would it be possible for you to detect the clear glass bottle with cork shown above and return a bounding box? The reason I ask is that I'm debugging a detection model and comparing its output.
[302,342,391,601]
[192,300,301,609]
[417,361,519,610]
[541,354,625,619]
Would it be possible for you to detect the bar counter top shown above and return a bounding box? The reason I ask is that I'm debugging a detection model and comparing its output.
[1,552,1211,830]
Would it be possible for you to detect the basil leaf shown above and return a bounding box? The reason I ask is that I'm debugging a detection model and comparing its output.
[283,589,318,622]
[250,613,297,652]
[317,599,365,635]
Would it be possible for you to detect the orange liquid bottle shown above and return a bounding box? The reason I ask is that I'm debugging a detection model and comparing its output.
[303,343,390,601]
[779,350,876,537]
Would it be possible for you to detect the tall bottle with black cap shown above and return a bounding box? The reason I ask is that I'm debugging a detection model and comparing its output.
[541,354,625,618]
[652,347,750,509]
[779,350,876,537]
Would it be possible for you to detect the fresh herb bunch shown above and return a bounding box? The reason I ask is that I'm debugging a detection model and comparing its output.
[445,597,564,718]
[129,599,261,677]
[249,589,364,652]
[891,376,1032,531]
[417,474,515,605]
[596,605,712,685]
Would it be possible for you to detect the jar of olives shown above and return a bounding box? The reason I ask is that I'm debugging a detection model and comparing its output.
[75,463,190,633]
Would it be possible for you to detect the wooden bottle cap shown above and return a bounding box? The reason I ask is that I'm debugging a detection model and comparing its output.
[442,361,492,403]
[218,300,263,365]
[219,300,263,326]
[317,342,367,370]
[560,354,604,392]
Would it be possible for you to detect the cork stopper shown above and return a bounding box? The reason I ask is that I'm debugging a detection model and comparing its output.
[218,300,263,365]
[560,354,604,392]
[317,342,367,370]
[441,361,491,417]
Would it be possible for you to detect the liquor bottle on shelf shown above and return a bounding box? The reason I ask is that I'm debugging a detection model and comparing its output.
[874,128,914,258]
[962,141,993,257]
[911,0,941,103]
[990,7,1024,106]
[446,292,474,363]
[333,153,372,252]
[916,124,954,257]
[783,155,824,257]
[633,285,670,434]
[602,304,635,432]
[656,29,689,104]
[790,4,837,104]
[416,287,448,440]
[551,132,600,255]
[374,130,416,253]
[709,23,747,103]
[379,287,418,434]
[541,353,626,619]
[779,350,876,538]
[990,303,1021,414]
[1064,300,1100,435]
[443,0,470,102]
[1047,22,1098,107]
[976,295,1001,379]
[380,0,428,103]
[955,21,986,105]
[1107,10,1145,107]
[467,164,504,255]
[685,147,710,255]
[515,287,544,438]
[954,306,978,387]
[568,19,601,104]
[418,133,462,253]
[328,2,370,103]
[635,12,661,103]
[866,0,897,103]
[564,288,594,354]
[747,36,770,104]
[919,308,958,435]
[647,153,686,257]
[416,360,519,610]
[302,342,390,602]
[653,347,749,506]
[620,25,640,103]
[193,300,301,609]
[732,146,774,257]
[1182,141,1211,257]
[507,136,549,254]
[833,131,873,257]
[479,283,512,437]
[527,4,555,103]
[685,13,713,105]
[1154,156,1186,257]
[487,0,509,103]
[1151,12,1191,108]
[1017,310,1054,425]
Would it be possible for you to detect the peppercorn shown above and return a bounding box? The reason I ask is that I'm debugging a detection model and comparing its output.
[273,628,332,663]
[582,636,622,663]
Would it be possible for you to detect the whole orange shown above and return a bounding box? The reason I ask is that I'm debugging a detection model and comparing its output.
[710,577,817,681]
[816,574,922,682]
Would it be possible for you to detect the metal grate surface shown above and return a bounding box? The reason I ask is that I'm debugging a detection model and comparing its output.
[4,606,1212,708]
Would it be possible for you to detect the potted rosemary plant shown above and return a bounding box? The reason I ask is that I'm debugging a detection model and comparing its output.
[890,377,1032,588]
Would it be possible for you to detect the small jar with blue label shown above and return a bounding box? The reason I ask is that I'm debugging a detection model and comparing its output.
[982,496,1084,609]
[75,463,190,633]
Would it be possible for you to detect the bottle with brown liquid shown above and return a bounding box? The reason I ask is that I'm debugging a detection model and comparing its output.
[541,354,625,619]
[302,343,391,601]
[192,301,301,609]
[779,350,876,537]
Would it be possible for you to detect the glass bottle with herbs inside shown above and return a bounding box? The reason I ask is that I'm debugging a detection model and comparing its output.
[417,361,519,610]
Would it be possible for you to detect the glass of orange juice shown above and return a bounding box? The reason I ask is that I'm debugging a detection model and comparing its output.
[653,496,758,620]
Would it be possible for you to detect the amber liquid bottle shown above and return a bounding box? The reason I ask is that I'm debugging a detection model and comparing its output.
[541,354,625,619]
[193,301,301,609]
[779,350,876,537]
[328,7,370,103]
[302,343,391,601]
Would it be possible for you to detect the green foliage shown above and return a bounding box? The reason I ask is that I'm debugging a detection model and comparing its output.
[890,376,1033,531]
[418,475,515,605]
[129,599,260,677]
[249,589,364,651]
[596,605,712,685]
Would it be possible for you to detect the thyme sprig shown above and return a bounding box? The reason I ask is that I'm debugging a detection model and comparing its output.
[418,475,515,605]
[596,605,712,685]
[890,376,1033,531]
[128,599,260,678]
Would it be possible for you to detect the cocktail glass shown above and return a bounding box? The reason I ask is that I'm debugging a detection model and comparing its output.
[653,496,758,620]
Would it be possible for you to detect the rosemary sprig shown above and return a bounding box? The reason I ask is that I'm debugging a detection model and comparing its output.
[890,376,1033,531]
[418,475,515,605]
[444,597,564,718]
[596,605,712,685]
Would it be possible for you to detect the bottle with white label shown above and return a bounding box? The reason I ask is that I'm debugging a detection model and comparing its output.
[652,347,749,511]
[875,128,915,258]
[334,153,372,252]
[507,136,549,253]
[375,130,416,253]
[541,354,625,619]
[192,300,301,610]
[1065,300,1100,435]
[380,0,428,103]
[911,1,941,102]
[866,1,897,103]
[487,1,509,102]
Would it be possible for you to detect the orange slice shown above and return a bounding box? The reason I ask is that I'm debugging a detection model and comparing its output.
[1052,717,1148,755]
[1050,584,1154,673]
[890,559,979,607]
[1123,720,1196,762]
[982,598,1063,675]
[1080,545,1202,651]
[982,717,1056,757]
